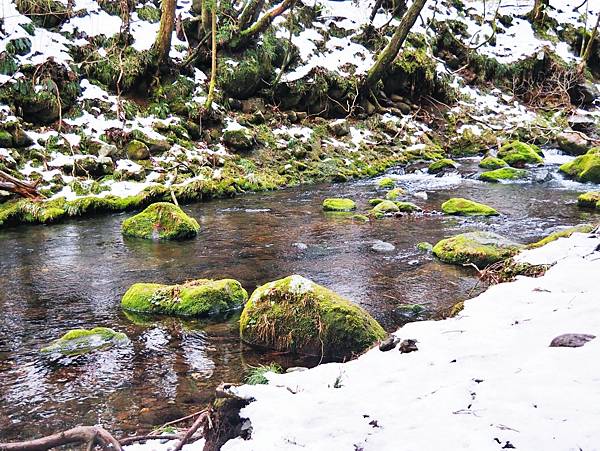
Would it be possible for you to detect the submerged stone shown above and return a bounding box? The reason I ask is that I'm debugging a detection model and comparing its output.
[395,201,421,212]
[121,279,248,317]
[369,198,385,206]
[441,198,499,216]
[577,191,600,209]
[239,275,386,359]
[428,158,457,174]
[479,167,529,183]
[559,148,600,183]
[41,327,128,356]
[479,156,507,170]
[497,141,543,167]
[122,202,200,241]
[432,231,522,267]
[416,242,433,252]
[322,198,356,212]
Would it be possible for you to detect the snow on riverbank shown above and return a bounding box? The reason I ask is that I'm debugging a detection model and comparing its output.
[222,231,600,451]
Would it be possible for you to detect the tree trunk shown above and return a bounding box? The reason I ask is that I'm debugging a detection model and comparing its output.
[364,0,428,88]
[238,0,265,30]
[201,0,211,35]
[233,0,295,49]
[205,7,217,110]
[153,0,177,67]
[529,0,549,24]
[581,11,600,64]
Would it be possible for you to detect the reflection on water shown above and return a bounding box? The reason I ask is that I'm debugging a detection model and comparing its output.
[0,156,599,440]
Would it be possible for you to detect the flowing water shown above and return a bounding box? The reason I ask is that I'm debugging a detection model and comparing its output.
[1,153,599,441]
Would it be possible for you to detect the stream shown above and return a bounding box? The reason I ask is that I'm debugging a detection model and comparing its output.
[1,151,599,441]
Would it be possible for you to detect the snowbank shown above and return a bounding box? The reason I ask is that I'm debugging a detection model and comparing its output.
[222,232,600,451]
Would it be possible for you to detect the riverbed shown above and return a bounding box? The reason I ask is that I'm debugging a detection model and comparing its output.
[0,153,598,441]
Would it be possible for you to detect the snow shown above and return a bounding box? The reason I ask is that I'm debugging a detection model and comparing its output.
[222,231,600,451]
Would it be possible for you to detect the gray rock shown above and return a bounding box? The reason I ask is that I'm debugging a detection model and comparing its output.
[223,125,254,151]
[241,97,265,114]
[328,119,350,137]
[98,142,119,158]
[549,333,595,348]
[379,336,401,352]
[556,131,591,156]
[399,339,418,354]
[567,114,597,134]
[371,240,396,252]
[570,81,600,105]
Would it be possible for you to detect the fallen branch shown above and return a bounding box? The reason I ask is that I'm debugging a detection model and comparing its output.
[0,426,122,451]
[0,169,43,200]
[172,411,209,451]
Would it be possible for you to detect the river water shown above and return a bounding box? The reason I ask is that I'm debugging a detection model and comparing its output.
[0,153,598,441]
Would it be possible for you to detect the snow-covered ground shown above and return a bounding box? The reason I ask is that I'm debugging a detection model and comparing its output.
[218,231,600,451]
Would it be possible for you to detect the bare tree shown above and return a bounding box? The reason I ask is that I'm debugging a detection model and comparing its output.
[153,0,177,67]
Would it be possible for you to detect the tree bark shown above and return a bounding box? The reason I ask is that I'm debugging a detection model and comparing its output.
[0,170,42,200]
[529,0,549,24]
[238,0,265,30]
[201,0,211,35]
[364,0,428,88]
[233,0,295,48]
[153,0,177,67]
[205,7,218,110]
[0,426,122,451]
[581,11,600,64]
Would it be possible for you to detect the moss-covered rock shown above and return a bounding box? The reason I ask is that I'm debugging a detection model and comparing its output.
[377,177,395,189]
[416,241,433,252]
[121,279,248,317]
[577,191,600,208]
[0,130,13,147]
[385,188,406,200]
[351,214,370,222]
[370,200,400,218]
[122,202,200,240]
[369,198,385,206]
[559,148,600,183]
[497,141,543,167]
[41,327,128,356]
[527,224,595,249]
[223,125,254,151]
[126,140,150,160]
[432,231,522,267]
[428,158,457,173]
[395,201,421,212]
[441,198,499,216]
[322,198,356,212]
[16,0,67,27]
[239,275,386,359]
[479,156,507,169]
[479,167,529,182]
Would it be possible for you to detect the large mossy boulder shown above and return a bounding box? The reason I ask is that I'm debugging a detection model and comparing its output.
[479,167,529,183]
[497,141,543,167]
[578,191,600,208]
[433,231,522,267]
[122,279,248,317]
[222,124,254,151]
[441,198,499,216]
[126,140,150,160]
[479,156,507,170]
[239,275,386,359]
[41,327,128,356]
[122,202,200,240]
[559,148,600,183]
[322,198,356,212]
[428,158,457,174]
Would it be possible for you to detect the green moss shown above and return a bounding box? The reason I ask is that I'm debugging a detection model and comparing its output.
[41,327,128,356]
[16,0,67,27]
[395,201,421,212]
[448,301,465,317]
[351,214,370,222]
[441,198,499,216]
[377,177,395,189]
[136,4,161,22]
[497,141,543,167]
[126,140,150,160]
[559,148,600,183]
[416,241,433,252]
[122,279,248,317]
[322,198,356,212]
[428,158,457,174]
[239,275,385,359]
[122,202,200,240]
[479,167,529,183]
[577,191,600,208]
[369,198,385,206]
[432,231,523,267]
[0,130,13,147]
[479,156,507,169]
[527,224,595,249]
[385,188,405,200]
[370,200,400,218]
